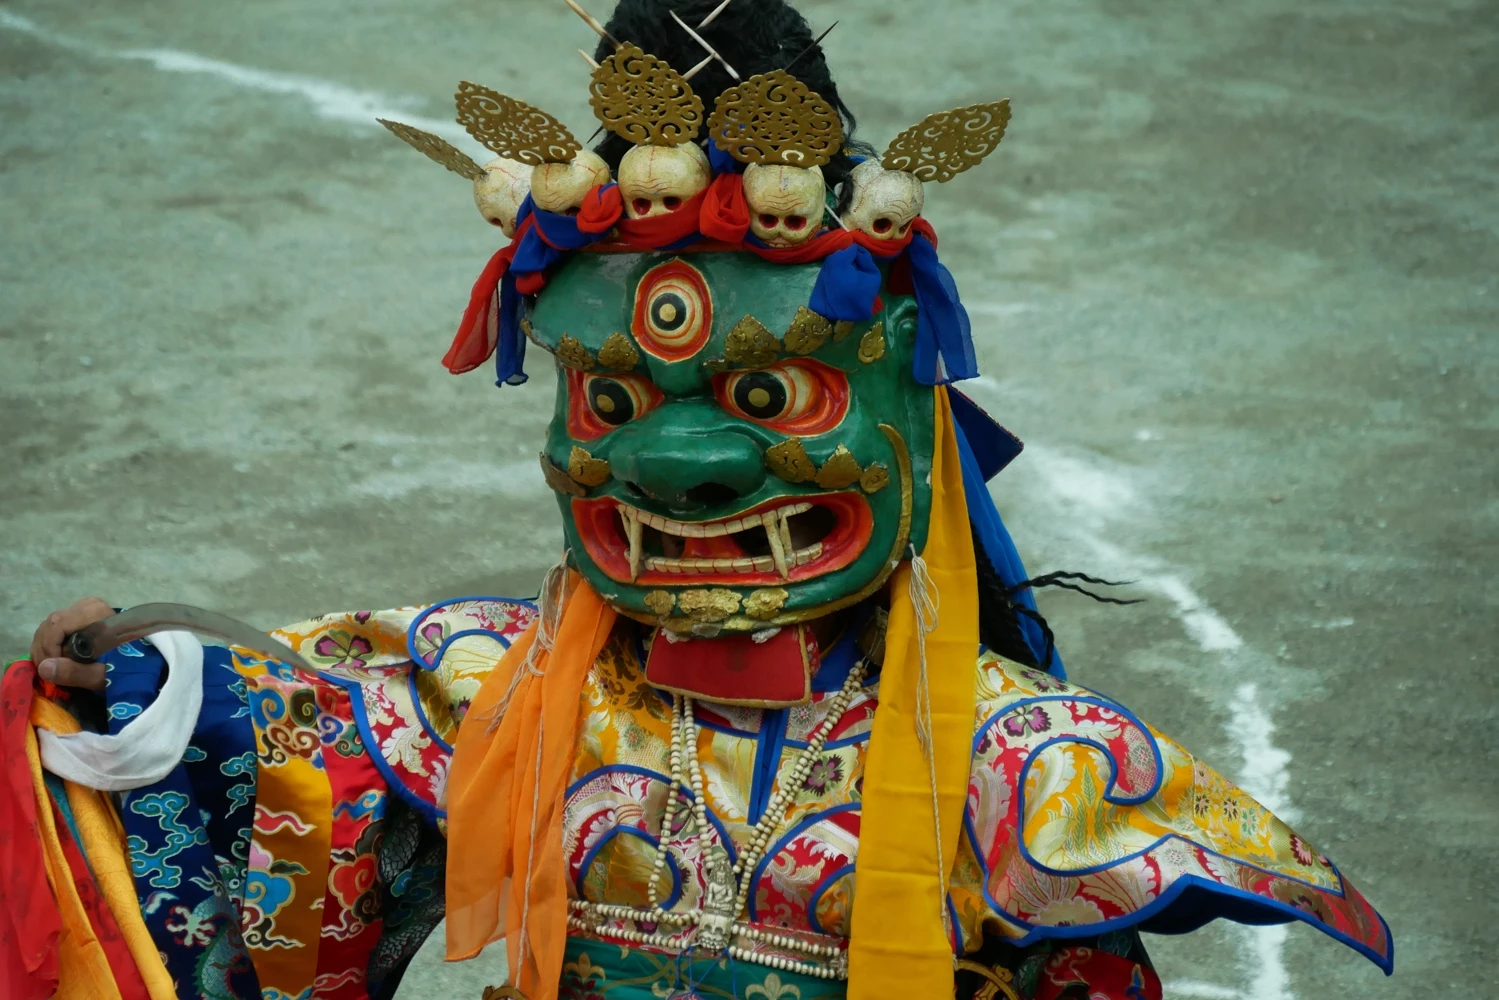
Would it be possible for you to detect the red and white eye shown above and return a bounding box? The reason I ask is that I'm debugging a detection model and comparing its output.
[715,359,849,435]
[567,370,663,440]
[632,260,712,362]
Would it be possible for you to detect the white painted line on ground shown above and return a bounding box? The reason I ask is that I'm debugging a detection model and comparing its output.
[1166,982,1243,1000]
[0,10,485,159]
[1012,440,1302,998]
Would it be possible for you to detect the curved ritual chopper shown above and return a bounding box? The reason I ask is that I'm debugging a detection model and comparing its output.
[4,2,1391,999]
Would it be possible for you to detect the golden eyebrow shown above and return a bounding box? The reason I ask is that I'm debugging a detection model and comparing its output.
[720,308,856,367]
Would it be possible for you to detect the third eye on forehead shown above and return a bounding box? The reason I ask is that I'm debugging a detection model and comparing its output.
[652,293,687,331]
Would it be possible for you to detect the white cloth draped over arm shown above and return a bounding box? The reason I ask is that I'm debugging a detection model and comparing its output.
[37,630,205,792]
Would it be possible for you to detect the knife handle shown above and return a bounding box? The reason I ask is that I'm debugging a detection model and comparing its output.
[63,630,99,663]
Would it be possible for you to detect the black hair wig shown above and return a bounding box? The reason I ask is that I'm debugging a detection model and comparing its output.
[593,0,870,198]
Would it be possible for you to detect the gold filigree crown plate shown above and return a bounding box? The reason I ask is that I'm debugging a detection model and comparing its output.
[882,100,1012,183]
[455,81,582,165]
[707,70,845,168]
[589,43,705,146]
[377,119,485,180]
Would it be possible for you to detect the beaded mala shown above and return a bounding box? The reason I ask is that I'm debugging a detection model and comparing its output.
[568,654,871,980]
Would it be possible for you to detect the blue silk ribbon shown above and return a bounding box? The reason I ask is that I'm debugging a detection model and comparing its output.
[951,416,1066,677]
[809,245,882,321]
[908,233,978,385]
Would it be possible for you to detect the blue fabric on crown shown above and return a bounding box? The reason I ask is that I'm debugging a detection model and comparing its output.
[908,233,978,385]
[810,245,882,321]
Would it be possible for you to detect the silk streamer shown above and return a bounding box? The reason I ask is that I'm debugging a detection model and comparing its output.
[444,574,618,1000]
[847,387,979,996]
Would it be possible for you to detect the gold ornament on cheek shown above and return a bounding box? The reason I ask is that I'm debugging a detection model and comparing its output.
[782,306,833,355]
[454,82,582,165]
[765,439,817,484]
[813,445,863,489]
[589,43,705,146]
[597,332,641,371]
[724,315,782,367]
[881,99,1012,183]
[832,320,856,343]
[554,335,596,371]
[857,322,887,363]
[567,446,611,488]
[859,463,891,494]
[539,453,586,496]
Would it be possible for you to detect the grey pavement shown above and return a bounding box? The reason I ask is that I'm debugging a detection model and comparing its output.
[1,0,1494,997]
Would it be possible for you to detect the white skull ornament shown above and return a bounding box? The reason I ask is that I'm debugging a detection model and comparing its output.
[472,157,532,236]
[843,160,924,240]
[618,144,711,219]
[742,163,826,247]
[530,149,613,215]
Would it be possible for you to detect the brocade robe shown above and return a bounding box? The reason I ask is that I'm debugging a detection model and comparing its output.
[12,595,1391,1000]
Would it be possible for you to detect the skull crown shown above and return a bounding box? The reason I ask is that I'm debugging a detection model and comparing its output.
[742,164,826,247]
[618,144,712,219]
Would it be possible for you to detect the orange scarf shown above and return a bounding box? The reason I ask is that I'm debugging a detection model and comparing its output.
[444,571,617,998]
[847,387,979,996]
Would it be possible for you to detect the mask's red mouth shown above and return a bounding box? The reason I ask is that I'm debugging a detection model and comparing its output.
[572,493,874,587]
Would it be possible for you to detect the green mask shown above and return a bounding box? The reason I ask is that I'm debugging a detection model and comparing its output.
[529,250,933,633]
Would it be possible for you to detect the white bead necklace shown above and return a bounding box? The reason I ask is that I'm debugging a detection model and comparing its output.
[574,654,870,980]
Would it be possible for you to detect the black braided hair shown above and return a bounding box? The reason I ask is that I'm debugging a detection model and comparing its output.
[972,527,1143,671]
[594,0,871,198]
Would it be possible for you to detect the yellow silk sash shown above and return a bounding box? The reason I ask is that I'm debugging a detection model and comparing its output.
[28,698,174,1000]
[848,387,979,995]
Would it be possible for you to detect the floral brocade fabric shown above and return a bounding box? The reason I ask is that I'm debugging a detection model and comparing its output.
[273,601,1390,973]
[550,627,1390,970]
[18,594,1388,1000]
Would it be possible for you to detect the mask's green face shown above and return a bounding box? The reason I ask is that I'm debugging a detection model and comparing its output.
[529,251,933,633]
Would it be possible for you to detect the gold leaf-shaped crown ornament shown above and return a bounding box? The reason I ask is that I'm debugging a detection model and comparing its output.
[706,70,845,168]
[455,81,583,165]
[589,43,705,146]
[881,99,1011,183]
[376,118,533,236]
[377,119,485,180]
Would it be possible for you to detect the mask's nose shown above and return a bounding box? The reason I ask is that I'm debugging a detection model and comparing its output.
[605,406,767,513]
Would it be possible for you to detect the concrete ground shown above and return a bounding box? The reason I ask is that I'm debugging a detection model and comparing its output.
[1,0,1494,996]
